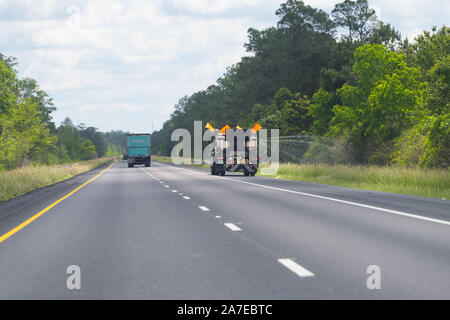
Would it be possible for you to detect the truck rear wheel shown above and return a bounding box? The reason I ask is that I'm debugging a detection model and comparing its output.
[211,163,226,176]
[128,163,134,168]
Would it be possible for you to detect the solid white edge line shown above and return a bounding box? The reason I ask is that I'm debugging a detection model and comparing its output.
[224,223,241,231]
[155,163,450,227]
[278,259,314,278]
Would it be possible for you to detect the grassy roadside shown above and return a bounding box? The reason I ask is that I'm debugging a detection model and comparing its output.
[0,157,116,202]
[264,164,449,199]
[152,156,449,199]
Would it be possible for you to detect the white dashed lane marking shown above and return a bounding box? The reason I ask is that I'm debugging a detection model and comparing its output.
[142,167,316,282]
[278,259,314,278]
[224,223,241,231]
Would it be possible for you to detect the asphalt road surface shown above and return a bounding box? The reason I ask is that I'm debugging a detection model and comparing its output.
[0,161,449,299]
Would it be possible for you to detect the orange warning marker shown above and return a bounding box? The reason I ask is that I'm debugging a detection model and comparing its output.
[251,123,262,133]
[220,125,231,134]
[205,122,215,132]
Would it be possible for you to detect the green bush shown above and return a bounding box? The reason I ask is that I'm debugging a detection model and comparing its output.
[420,114,450,168]
[391,125,426,166]
[79,140,97,160]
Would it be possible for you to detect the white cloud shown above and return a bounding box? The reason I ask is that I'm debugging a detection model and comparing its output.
[169,0,259,15]
[78,103,144,112]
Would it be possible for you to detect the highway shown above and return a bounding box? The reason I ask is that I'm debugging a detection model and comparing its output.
[0,161,449,299]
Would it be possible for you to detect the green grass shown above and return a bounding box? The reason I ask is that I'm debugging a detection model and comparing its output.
[151,155,173,163]
[152,156,449,199]
[0,157,115,202]
[263,163,449,199]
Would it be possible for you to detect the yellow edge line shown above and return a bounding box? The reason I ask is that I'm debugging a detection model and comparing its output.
[0,162,116,243]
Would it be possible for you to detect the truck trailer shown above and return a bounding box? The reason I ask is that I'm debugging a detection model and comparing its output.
[127,133,151,168]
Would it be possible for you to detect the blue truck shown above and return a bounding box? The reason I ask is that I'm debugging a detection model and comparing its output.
[127,133,151,168]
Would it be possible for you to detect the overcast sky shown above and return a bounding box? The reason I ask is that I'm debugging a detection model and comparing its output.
[1,0,448,132]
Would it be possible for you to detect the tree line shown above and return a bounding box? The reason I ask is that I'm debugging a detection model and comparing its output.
[0,54,128,171]
[151,0,449,168]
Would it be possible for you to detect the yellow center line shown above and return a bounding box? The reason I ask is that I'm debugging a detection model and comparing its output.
[0,162,116,243]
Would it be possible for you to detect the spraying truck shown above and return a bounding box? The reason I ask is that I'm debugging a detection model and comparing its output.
[127,133,151,168]
[208,123,260,176]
